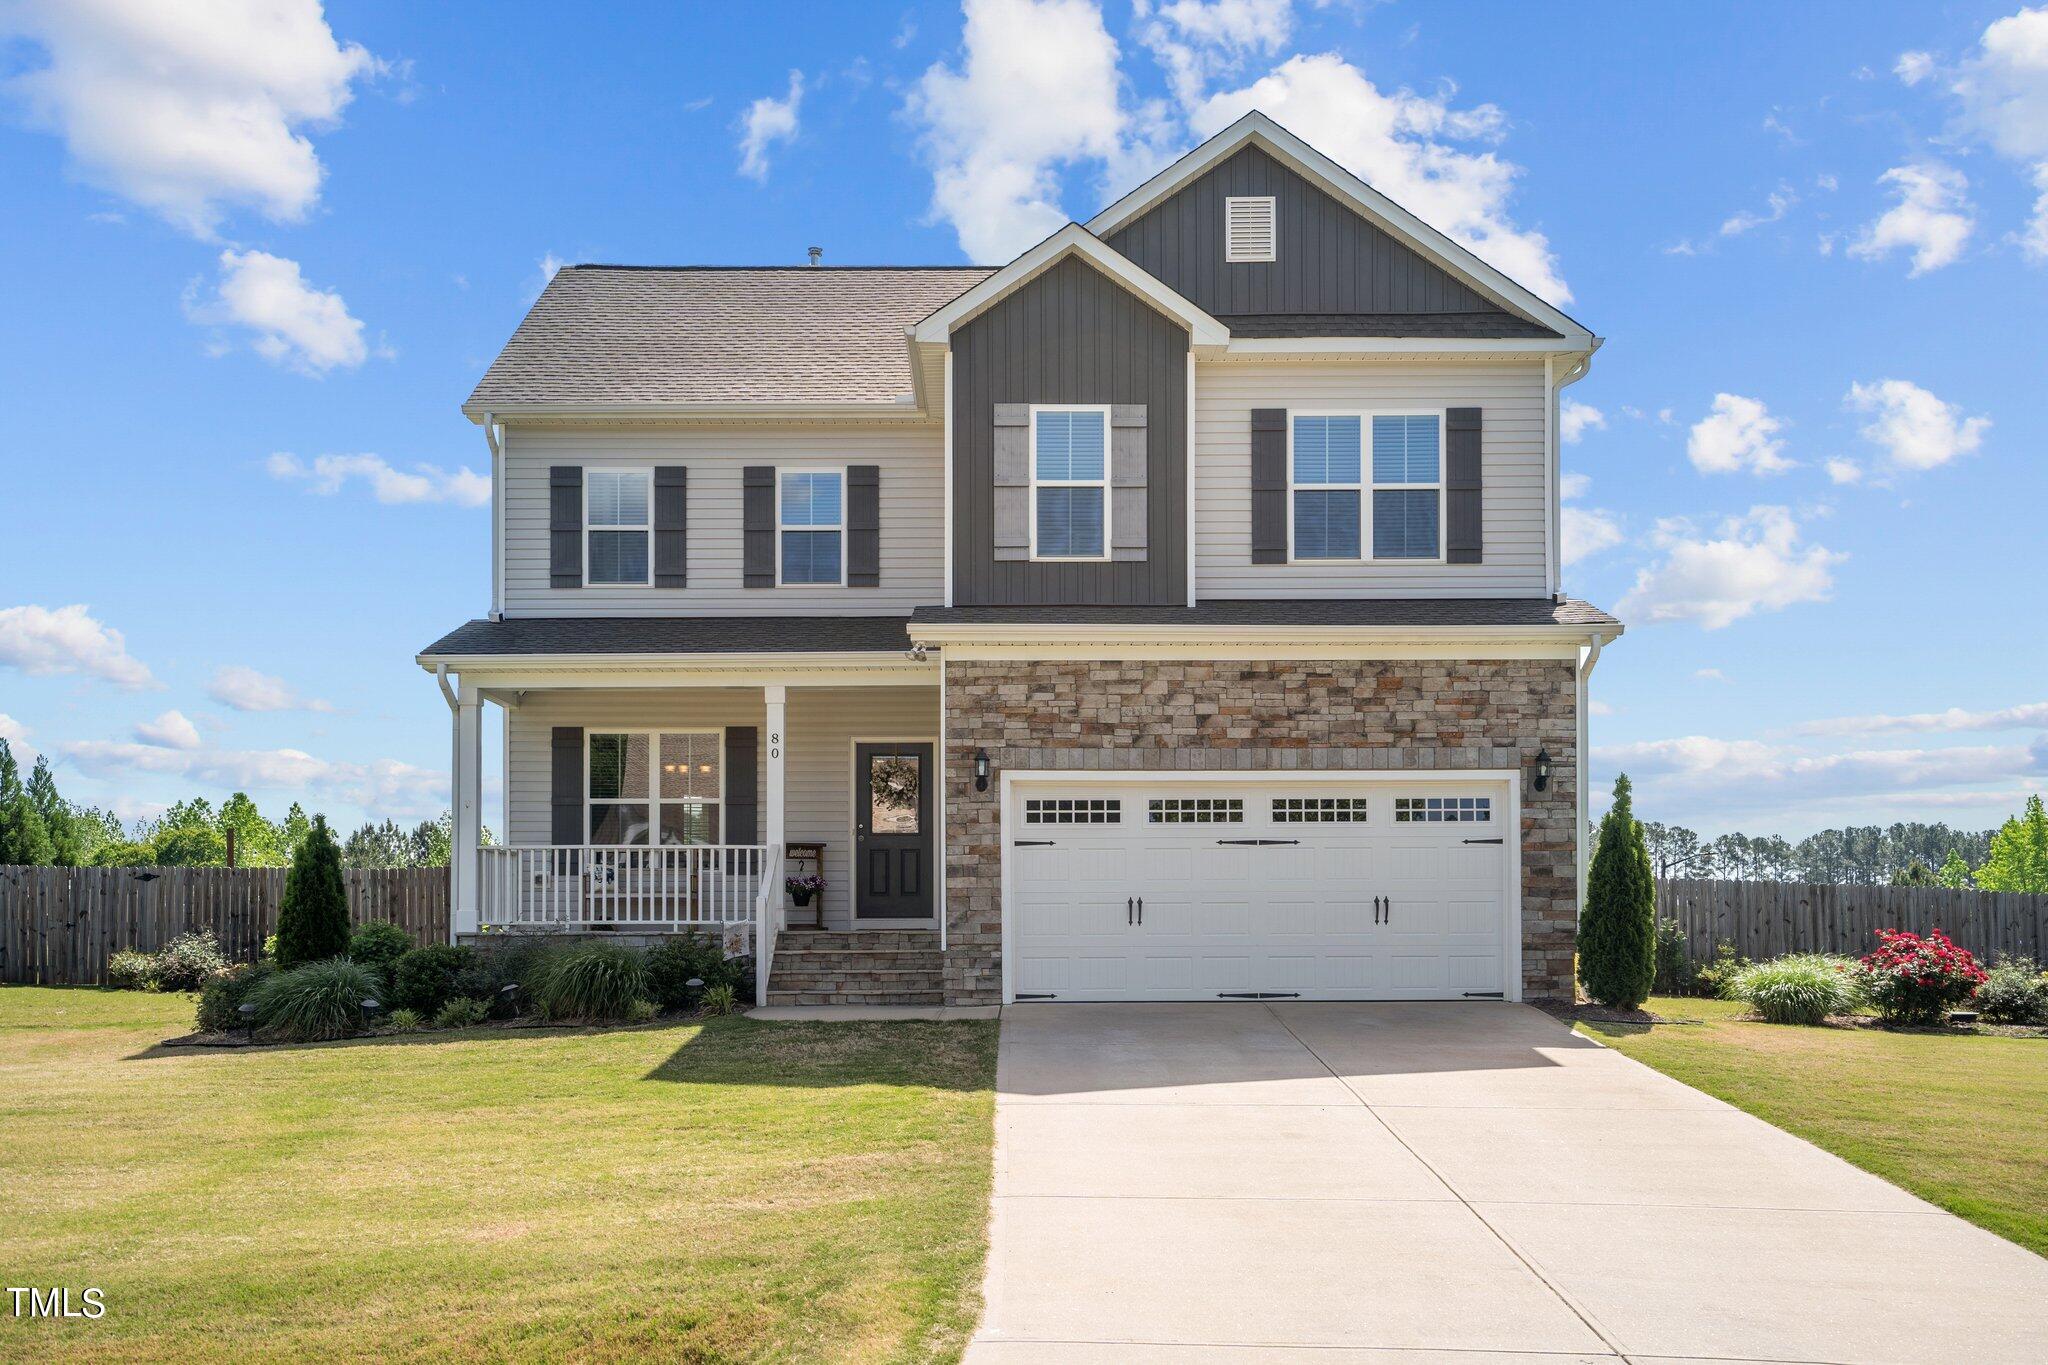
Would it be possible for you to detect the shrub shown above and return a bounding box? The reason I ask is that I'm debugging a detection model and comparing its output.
[699,983,738,1016]
[1578,774,1657,1008]
[1694,941,1748,1000]
[454,938,545,1016]
[1859,929,1988,1026]
[432,997,490,1029]
[1730,954,1862,1025]
[390,944,474,1016]
[347,922,413,984]
[385,1007,425,1033]
[106,949,160,991]
[625,998,658,1024]
[276,817,350,968]
[1652,918,1697,996]
[154,931,230,991]
[196,960,277,1033]
[530,943,649,1022]
[1975,957,2048,1025]
[645,933,742,1012]
[248,959,382,1042]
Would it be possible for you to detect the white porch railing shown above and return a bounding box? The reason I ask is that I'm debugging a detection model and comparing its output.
[478,844,771,930]
[754,842,784,1009]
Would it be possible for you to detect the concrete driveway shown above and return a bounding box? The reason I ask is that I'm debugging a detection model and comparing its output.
[966,1001,2048,1364]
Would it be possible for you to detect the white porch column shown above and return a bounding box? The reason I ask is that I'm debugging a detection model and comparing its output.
[451,682,483,938]
[763,684,787,853]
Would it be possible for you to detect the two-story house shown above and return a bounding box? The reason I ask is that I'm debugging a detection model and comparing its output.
[417,112,1622,1009]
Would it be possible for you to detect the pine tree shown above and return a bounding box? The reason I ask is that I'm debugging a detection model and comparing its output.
[1578,773,1657,1008]
[26,757,78,865]
[1976,795,2048,894]
[1890,858,1936,887]
[275,816,350,968]
[1935,849,1973,889]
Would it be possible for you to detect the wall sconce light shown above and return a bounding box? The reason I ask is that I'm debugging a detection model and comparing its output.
[974,748,990,793]
[1532,748,1551,793]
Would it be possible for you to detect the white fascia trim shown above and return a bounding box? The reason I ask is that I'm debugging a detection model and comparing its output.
[912,223,1229,349]
[1221,337,1591,358]
[907,623,1619,646]
[463,401,930,424]
[1086,111,1594,346]
[415,651,938,680]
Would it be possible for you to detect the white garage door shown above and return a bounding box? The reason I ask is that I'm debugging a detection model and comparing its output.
[1009,780,1511,1002]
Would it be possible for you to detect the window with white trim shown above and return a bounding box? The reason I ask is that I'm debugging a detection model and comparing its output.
[1024,797,1121,824]
[1394,795,1490,823]
[1273,797,1367,823]
[587,731,722,845]
[778,469,844,585]
[1031,406,1109,560]
[1148,797,1243,823]
[1289,413,1446,562]
[1225,196,1276,262]
[586,469,651,585]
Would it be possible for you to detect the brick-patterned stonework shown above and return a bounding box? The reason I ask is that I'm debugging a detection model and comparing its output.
[940,658,1579,1005]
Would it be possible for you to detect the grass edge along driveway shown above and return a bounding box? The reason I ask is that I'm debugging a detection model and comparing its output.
[0,987,998,1363]
[1580,995,2048,1259]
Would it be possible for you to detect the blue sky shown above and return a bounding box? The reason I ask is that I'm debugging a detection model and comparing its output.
[2,0,2045,841]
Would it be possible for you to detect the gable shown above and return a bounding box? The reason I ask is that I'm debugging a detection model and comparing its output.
[1107,143,1537,326]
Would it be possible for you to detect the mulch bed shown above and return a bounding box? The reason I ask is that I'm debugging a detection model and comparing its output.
[158,1012,744,1049]
[1536,1000,1681,1026]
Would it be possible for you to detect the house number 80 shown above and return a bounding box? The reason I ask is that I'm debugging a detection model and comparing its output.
[769,732,781,759]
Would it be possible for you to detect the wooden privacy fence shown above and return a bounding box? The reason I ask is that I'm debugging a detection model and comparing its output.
[1658,878,2048,966]
[0,865,449,986]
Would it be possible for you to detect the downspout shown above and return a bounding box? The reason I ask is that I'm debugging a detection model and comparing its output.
[1575,634,1605,930]
[483,413,506,621]
[1551,350,1596,602]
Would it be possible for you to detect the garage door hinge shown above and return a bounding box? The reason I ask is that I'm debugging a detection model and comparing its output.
[1462,837,1504,844]
[1014,993,1058,1000]
[1217,991,1302,999]
[1462,991,1506,999]
[1011,839,1056,847]
[1215,838,1300,846]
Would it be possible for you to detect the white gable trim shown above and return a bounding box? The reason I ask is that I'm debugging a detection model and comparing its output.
[1086,111,1593,345]
[911,223,1230,349]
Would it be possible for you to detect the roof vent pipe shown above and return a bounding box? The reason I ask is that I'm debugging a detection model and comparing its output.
[807,246,822,266]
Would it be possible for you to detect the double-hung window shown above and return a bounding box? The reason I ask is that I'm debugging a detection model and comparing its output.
[1031,406,1109,560]
[778,469,844,585]
[1289,413,1444,561]
[587,731,722,845]
[586,469,651,585]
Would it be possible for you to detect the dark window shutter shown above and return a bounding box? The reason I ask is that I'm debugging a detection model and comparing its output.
[549,466,583,588]
[550,727,583,843]
[653,466,688,587]
[1446,407,1483,565]
[743,467,775,588]
[847,465,881,587]
[724,727,759,845]
[1250,409,1287,564]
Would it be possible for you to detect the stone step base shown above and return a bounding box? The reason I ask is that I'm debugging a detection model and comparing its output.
[766,990,947,1007]
[776,929,937,952]
[771,951,944,974]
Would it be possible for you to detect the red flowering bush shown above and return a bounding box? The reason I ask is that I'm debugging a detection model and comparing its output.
[1858,929,1987,1026]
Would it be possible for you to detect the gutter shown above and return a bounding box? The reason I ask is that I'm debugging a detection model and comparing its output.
[461,399,929,424]
[905,622,1622,648]
[1575,634,1605,933]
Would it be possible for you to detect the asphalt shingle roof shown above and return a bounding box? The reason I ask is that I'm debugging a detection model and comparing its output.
[418,616,916,657]
[909,599,1619,629]
[464,266,996,412]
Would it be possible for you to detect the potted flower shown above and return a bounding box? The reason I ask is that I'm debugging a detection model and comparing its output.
[785,874,825,908]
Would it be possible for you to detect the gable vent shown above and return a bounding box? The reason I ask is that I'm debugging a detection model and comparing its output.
[1225,195,1277,263]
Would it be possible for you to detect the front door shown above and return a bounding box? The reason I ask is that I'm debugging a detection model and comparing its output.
[854,743,934,919]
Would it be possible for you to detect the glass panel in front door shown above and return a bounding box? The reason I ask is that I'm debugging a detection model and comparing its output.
[869,754,922,834]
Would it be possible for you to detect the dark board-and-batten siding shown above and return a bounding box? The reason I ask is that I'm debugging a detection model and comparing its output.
[952,254,1189,606]
[1108,143,1496,319]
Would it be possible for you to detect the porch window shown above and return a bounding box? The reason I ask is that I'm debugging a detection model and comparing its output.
[587,730,722,844]
[779,469,844,585]
[1031,406,1109,559]
[586,469,652,585]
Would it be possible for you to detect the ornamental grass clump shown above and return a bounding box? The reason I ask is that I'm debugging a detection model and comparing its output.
[530,944,650,1023]
[1859,928,1987,1026]
[1730,954,1863,1026]
[247,958,384,1042]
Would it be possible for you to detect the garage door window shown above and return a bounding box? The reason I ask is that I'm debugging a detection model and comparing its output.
[1025,797,1120,824]
[1147,797,1243,824]
[1394,795,1491,823]
[1273,797,1367,823]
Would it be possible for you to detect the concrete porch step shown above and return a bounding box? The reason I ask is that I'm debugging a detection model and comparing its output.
[765,989,947,1007]
[775,929,937,952]
[771,950,945,973]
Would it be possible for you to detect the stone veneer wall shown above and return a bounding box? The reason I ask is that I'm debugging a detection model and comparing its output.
[940,657,1579,1005]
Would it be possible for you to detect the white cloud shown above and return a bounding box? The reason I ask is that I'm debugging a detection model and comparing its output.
[1192,53,1572,303]
[1848,163,1974,275]
[1596,733,2045,818]
[1948,6,2048,161]
[60,738,444,819]
[206,665,333,714]
[1845,378,1989,472]
[0,604,156,689]
[133,709,201,750]
[1694,668,1728,682]
[1687,393,1792,476]
[0,0,379,237]
[1558,472,1621,566]
[0,714,34,761]
[1618,506,1844,630]
[737,69,804,182]
[1720,184,1796,236]
[1796,700,2048,738]
[2026,162,2048,261]
[907,0,1136,263]
[1136,0,1294,109]
[1587,699,1615,717]
[1559,399,1605,444]
[1824,457,1864,485]
[1895,50,1936,86]
[186,249,370,373]
[266,452,490,506]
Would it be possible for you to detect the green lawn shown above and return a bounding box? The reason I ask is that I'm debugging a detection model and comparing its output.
[0,987,998,1363]
[1580,996,2048,1257]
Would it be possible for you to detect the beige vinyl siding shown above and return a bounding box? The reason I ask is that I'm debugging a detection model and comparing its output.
[1194,358,1550,597]
[502,422,943,616]
[506,686,939,930]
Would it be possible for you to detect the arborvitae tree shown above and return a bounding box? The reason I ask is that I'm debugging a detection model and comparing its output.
[1936,849,1973,889]
[1976,795,2048,894]
[1890,858,1936,887]
[276,816,350,968]
[1578,773,1657,1008]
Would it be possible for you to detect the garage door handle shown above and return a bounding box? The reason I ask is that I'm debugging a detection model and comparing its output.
[1137,897,1144,925]
[1372,895,1381,924]
[1127,896,1134,925]
[1385,897,1392,924]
